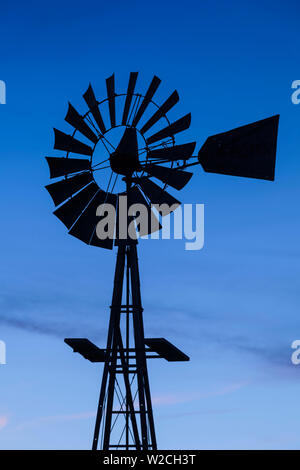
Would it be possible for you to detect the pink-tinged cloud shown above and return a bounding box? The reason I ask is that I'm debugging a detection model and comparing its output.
[152,380,250,406]
[0,416,8,429]
[15,411,96,431]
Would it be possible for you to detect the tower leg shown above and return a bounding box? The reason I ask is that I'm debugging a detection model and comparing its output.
[92,243,157,450]
[128,244,157,450]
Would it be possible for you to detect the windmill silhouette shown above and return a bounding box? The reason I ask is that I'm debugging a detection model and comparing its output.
[45,72,279,450]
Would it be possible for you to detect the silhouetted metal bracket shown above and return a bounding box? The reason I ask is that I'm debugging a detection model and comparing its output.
[64,338,106,363]
[145,338,189,362]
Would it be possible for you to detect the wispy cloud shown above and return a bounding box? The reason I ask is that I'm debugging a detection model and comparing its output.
[0,315,66,338]
[161,408,235,420]
[0,416,8,430]
[152,380,249,406]
[13,382,247,431]
[15,411,96,431]
[0,289,107,340]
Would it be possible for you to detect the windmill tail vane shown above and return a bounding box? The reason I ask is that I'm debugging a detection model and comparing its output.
[44,72,280,449]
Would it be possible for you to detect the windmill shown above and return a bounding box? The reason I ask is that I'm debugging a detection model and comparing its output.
[45,72,279,450]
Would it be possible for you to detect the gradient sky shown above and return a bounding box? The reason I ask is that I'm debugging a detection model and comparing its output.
[0,0,300,449]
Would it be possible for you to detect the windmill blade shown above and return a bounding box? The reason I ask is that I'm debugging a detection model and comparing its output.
[146,113,191,145]
[83,84,106,134]
[122,72,138,125]
[132,76,161,127]
[127,186,162,236]
[69,190,116,250]
[140,91,179,135]
[143,164,193,190]
[54,129,93,156]
[45,172,93,206]
[198,115,280,181]
[53,182,99,229]
[90,192,118,249]
[137,177,180,216]
[147,142,196,161]
[106,74,116,128]
[46,156,91,179]
[65,103,98,144]
[69,189,105,244]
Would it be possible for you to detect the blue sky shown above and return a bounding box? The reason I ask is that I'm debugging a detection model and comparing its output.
[0,0,300,449]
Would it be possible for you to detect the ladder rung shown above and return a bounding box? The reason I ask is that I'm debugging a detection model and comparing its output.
[111,410,146,414]
[115,370,137,374]
[109,445,143,448]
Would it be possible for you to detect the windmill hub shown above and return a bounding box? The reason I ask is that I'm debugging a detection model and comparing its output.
[109,127,141,176]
